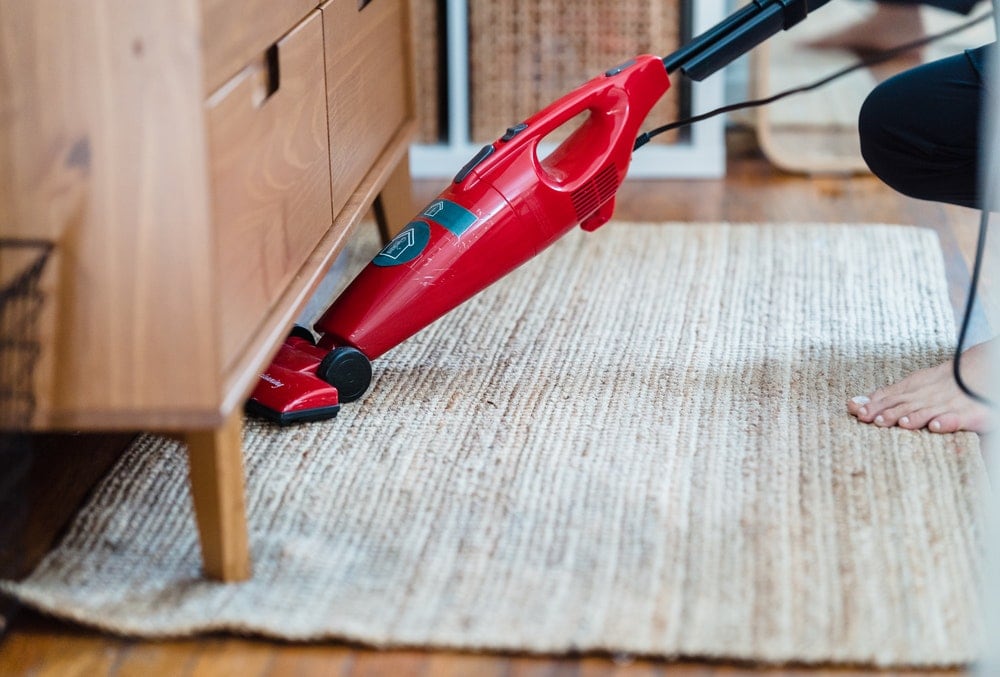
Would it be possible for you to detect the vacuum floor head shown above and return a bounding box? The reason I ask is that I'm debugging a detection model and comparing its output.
[246,334,372,425]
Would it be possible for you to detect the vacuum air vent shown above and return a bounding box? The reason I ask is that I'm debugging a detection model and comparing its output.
[570,164,618,223]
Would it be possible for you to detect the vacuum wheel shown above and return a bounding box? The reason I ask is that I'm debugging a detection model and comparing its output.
[317,346,372,403]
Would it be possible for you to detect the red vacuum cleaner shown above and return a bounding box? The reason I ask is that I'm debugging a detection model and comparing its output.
[247,0,832,424]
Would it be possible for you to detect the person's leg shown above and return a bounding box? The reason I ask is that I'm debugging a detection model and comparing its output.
[849,45,994,433]
[858,47,986,208]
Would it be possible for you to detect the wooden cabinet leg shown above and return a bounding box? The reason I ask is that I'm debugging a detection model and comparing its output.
[373,150,415,243]
[185,412,251,581]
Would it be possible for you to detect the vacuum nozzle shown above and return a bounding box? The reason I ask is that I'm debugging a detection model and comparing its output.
[663,0,833,80]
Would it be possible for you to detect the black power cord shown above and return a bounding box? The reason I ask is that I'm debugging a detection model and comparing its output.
[634,10,995,150]
[954,208,994,406]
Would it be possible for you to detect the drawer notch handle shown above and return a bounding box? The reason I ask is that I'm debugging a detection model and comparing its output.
[252,44,281,108]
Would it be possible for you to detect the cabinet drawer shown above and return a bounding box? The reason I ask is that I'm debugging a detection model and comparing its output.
[207,10,332,369]
[202,0,320,96]
[322,0,411,218]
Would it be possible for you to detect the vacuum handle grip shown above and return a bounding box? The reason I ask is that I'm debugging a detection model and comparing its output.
[479,73,631,192]
[531,87,632,188]
[498,56,666,189]
[520,83,615,145]
[460,55,669,230]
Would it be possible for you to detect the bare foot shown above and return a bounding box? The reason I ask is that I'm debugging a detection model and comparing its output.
[805,3,925,56]
[847,340,996,434]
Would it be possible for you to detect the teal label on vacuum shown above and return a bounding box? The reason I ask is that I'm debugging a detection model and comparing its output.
[373,221,430,267]
[421,199,478,237]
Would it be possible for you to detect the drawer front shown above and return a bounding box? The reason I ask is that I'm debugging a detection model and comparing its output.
[202,0,320,96]
[207,10,332,368]
[322,0,411,218]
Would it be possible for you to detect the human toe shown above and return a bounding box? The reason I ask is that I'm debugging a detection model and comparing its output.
[873,402,915,427]
[848,395,870,418]
[897,406,942,430]
[855,392,900,423]
[928,413,962,434]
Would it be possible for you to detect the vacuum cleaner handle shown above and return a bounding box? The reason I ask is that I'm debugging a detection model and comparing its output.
[460,54,669,235]
[466,55,669,191]
[497,67,639,191]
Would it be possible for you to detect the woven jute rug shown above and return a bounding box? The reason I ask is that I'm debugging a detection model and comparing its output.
[2,223,987,667]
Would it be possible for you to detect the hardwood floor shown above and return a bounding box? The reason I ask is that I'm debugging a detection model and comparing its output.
[0,614,971,677]
[0,132,983,676]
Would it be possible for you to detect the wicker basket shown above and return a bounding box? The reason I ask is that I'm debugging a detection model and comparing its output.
[468,0,682,144]
[1,239,53,428]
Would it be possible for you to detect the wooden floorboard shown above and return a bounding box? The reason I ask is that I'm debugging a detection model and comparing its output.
[0,610,970,677]
[0,134,980,676]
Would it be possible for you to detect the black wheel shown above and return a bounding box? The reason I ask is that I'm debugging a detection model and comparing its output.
[317,347,373,403]
[289,325,317,344]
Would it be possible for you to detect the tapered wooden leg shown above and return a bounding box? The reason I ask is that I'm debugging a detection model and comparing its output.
[185,411,250,581]
[373,151,415,243]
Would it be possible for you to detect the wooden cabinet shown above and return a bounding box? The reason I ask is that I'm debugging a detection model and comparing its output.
[324,0,412,214]
[207,10,333,373]
[202,0,322,96]
[0,0,417,580]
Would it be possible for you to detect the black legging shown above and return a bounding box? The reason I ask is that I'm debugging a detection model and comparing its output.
[858,43,992,209]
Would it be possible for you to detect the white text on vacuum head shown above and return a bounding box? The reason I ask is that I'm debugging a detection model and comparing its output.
[260,373,284,388]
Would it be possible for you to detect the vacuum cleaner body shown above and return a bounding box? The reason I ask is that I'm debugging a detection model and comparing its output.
[317,55,669,360]
[247,0,835,423]
[248,55,670,423]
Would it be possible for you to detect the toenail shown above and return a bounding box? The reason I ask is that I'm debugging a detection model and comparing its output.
[859,406,868,416]
[875,415,885,426]
[931,420,941,431]
[900,416,909,426]
[851,395,870,406]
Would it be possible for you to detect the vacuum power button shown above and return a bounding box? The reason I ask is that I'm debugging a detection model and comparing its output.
[605,59,637,77]
[501,123,528,142]
[454,144,495,183]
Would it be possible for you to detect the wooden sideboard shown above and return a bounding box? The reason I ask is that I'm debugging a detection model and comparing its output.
[0,0,417,580]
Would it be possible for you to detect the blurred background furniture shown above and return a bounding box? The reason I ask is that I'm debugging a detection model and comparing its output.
[408,0,729,178]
